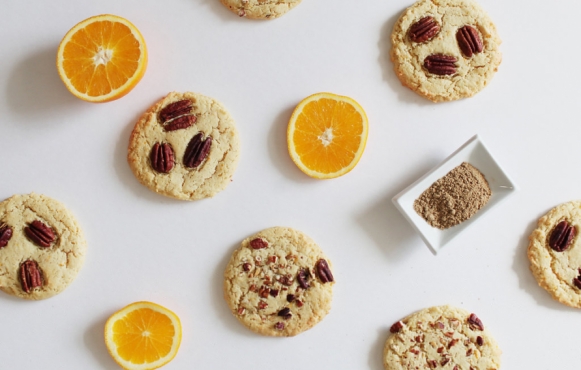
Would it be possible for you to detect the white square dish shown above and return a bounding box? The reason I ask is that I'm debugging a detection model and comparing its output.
[392,135,518,254]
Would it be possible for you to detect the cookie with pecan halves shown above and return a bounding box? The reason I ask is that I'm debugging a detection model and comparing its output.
[128,91,240,201]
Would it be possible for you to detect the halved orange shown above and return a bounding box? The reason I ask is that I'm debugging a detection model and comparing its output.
[56,14,147,103]
[104,301,182,370]
[287,92,369,179]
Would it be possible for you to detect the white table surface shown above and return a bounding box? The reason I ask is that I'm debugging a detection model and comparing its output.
[1,0,580,369]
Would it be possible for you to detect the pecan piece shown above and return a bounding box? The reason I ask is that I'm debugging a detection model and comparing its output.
[297,268,310,289]
[0,223,13,248]
[408,16,440,43]
[549,220,576,252]
[476,336,484,346]
[456,25,483,58]
[286,294,295,302]
[390,321,404,333]
[242,262,252,272]
[164,115,197,131]
[183,133,212,169]
[467,313,484,331]
[278,307,292,320]
[19,260,43,293]
[150,142,175,173]
[258,300,268,309]
[250,238,268,249]
[24,220,55,248]
[270,289,279,297]
[315,258,334,283]
[159,99,193,123]
[424,54,457,75]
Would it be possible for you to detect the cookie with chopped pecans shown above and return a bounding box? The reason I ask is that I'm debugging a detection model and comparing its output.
[223,226,335,336]
[528,201,581,308]
[128,91,240,200]
[390,0,502,102]
[0,193,86,300]
[384,305,501,370]
[220,0,302,19]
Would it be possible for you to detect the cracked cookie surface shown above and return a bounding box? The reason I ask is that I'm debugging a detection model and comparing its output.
[128,91,240,201]
[223,226,334,336]
[528,201,581,308]
[220,0,302,19]
[384,305,501,370]
[0,193,86,300]
[390,0,501,102]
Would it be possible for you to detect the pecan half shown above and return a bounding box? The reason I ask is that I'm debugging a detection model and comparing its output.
[315,259,334,283]
[20,260,43,293]
[250,238,268,249]
[159,99,193,123]
[150,142,175,173]
[164,115,197,131]
[278,307,292,320]
[456,25,483,58]
[390,321,404,333]
[408,16,440,43]
[467,313,484,331]
[24,220,55,248]
[183,133,212,169]
[0,223,13,248]
[297,268,310,289]
[549,220,576,252]
[424,54,457,75]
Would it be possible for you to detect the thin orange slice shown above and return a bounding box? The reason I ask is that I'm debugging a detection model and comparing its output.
[104,301,182,370]
[56,14,147,103]
[287,92,369,179]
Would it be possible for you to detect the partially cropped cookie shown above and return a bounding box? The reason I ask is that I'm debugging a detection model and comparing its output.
[391,0,502,102]
[384,305,501,370]
[0,193,86,300]
[528,201,581,308]
[220,0,302,19]
[128,92,240,201]
[223,227,334,336]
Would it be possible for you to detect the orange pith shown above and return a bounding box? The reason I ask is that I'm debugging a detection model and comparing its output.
[104,301,181,370]
[57,14,147,103]
[287,93,368,179]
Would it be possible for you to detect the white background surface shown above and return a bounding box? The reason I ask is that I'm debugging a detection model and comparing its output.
[1,0,580,369]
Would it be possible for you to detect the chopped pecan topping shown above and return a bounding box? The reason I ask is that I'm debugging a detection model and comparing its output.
[315,259,334,283]
[448,339,458,349]
[159,99,193,123]
[476,336,484,346]
[249,284,257,292]
[456,25,483,58]
[24,220,55,247]
[258,301,268,310]
[279,275,293,286]
[19,260,43,293]
[296,299,304,307]
[390,321,404,333]
[150,142,175,173]
[437,347,444,353]
[268,255,278,263]
[424,54,457,75]
[237,307,246,315]
[467,313,484,331]
[466,348,473,356]
[549,220,576,252]
[441,358,450,366]
[250,238,268,249]
[0,223,13,248]
[297,268,310,289]
[183,133,212,169]
[259,286,270,298]
[427,359,437,368]
[242,262,252,272]
[278,307,292,320]
[408,16,440,43]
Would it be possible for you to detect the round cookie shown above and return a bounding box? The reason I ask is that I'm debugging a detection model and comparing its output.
[128,91,240,201]
[223,226,334,336]
[384,305,501,370]
[0,193,87,300]
[528,201,581,308]
[220,0,302,19]
[390,0,502,102]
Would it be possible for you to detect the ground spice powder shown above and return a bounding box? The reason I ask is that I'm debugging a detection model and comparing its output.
[413,162,491,229]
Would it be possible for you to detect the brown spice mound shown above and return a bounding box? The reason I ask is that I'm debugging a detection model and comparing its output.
[414,162,491,229]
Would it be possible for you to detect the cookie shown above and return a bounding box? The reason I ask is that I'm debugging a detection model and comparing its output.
[528,201,581,308]
[0,193,87,300]
[390,0,502,102]
[128,91,240,201]
[223,226,334,336]
[220,0,302,19]
[384,305,501,370]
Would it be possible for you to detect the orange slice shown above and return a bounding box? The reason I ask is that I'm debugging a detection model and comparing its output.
[56,14,147,103]
[287,92,369,179]
[104,301,182,370]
